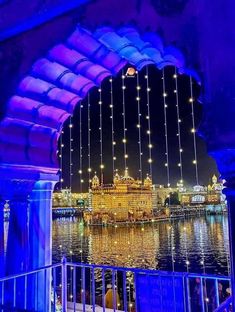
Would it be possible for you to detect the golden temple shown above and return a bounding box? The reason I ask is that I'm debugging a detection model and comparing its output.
[84,170,153,224]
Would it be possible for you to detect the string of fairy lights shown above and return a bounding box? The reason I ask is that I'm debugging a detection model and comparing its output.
[174,68,184,185]
[189,75,199,185]
[109,77,116,177]
[69,116,73,206]
[59,129,64,189]
[122,70,128,171]
[98,86,104,185]
[145,66,153,178]
[136,70,143,181]
[87,92,92,188]
[78,104,83,192]
[162,68,170,187]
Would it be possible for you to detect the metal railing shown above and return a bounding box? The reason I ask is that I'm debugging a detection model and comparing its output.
[214,296,232,312]
[0,258,231,312]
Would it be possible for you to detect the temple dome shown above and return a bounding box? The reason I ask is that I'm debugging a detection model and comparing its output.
[120,169,134,184]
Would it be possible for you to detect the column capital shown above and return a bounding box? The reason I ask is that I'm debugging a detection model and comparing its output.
[0,164,59,201]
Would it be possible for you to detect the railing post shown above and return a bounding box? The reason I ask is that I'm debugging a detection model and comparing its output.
[61,256,67,312]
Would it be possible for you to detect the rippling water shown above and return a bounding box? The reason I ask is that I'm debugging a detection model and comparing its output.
[52,215,230,275]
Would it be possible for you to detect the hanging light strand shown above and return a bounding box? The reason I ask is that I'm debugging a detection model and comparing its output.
[122,70,128,170]
[99,86,104,184]
[162,69,170,187]
[79,104,83,192]
[189,76,199,185]
[174,68,183,184]
[69,116,73,205]
[59,129,64,190]
[136,71,143,181]
[87,93,91,188]
[109,77,116,177]
[145,66,153,179]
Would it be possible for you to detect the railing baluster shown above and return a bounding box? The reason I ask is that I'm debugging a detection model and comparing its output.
[123,271,128,312]
[24,275,27,310]
[200,278,205,312]
[185,276,191,312]
[82,266,86,312]
[73,266,76,312]
[1,281,4,308]
[13,278,16,308]
[134,271,138,312]
[215,279,220,308]
[159,275,163,312]
[53,267,56,312]
[102,268,105,312]
[112,269,116,312]
[61,257,67,312]
[92,268,96,312]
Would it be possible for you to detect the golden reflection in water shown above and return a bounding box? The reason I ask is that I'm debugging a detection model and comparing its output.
[85,225,159,269]
[52,216,230,274]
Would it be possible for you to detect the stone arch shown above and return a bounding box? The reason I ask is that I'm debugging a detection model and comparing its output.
[0,25,199,173]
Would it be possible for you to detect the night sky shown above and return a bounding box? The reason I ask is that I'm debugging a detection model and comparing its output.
[60,65,218,192]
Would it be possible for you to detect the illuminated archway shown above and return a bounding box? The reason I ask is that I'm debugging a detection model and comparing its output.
[0,26,199,174]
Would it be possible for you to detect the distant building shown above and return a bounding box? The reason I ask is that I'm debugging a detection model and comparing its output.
[84,170,153,224]
[179,175,225,205]
[53,189,90,208]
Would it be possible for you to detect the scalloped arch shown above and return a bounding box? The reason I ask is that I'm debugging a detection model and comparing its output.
[0,25,200,173]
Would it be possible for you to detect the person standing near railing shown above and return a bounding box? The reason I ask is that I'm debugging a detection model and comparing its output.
[105,284,121,309]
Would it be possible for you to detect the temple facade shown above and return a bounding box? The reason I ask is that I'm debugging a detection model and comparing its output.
[84,170,153,224]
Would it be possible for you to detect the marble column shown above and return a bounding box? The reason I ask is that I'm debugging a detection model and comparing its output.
[28,179,57,312]
[0,167,58,311]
